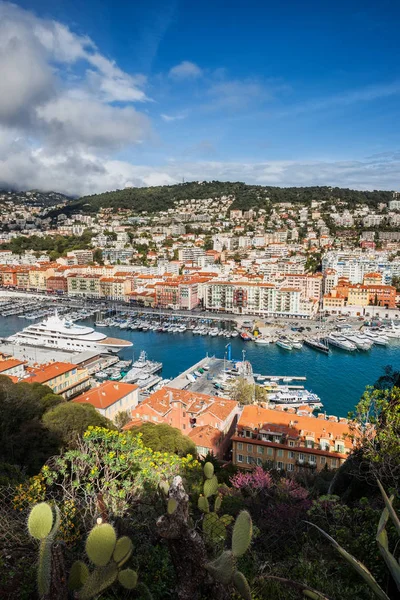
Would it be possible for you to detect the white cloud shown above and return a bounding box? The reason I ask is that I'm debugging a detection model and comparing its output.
[0,2,150,147]
[160,113,186,122]
[37,96,151,148]
[168,60,202,79]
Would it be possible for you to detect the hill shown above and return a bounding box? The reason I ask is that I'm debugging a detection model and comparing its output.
[0,189,71,207]
[51,181,394,215]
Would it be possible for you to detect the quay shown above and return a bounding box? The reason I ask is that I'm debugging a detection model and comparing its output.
[0,341,118,374]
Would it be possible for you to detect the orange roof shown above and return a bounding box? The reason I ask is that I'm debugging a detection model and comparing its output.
[24,361,78,383]
[73,381,139,409]
[134,387,237,420]
[238,405,353,450]
[188,424,222,447]
[0,358,25,373]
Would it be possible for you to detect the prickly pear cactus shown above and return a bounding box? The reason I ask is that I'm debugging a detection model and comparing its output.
[205,510,253,600]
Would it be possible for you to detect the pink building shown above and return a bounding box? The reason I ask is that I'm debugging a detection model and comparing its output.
[124,387,239,458]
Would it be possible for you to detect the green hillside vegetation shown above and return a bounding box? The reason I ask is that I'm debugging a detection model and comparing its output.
[0,368,399,600]
[56,182,393,215]
[0,230,93,259]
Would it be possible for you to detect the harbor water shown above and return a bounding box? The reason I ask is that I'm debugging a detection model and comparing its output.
[1,314,399,417]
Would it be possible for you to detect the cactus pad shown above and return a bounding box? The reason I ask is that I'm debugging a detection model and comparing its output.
[159,481,170,495]
[198,495,210,513]
[203,475,218,498]
[203,462,214,479]
[113,536,133,566]
[28,503,53,540]
[78,563,118,600]
[167,498,178,514]
[86,523,117,567]
[118,568,138,590]
[205,550,235,584]
[214,495,222,513]
[232,510,252,557]
[68,561,89,591]
[233,570,252,600]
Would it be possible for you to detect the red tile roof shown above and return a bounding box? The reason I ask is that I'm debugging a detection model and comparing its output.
[73,381,139,409]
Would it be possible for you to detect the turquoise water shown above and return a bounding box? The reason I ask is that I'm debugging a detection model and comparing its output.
[1,315,399,417]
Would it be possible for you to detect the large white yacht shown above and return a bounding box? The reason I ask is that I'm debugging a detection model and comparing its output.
[6,312,132,353]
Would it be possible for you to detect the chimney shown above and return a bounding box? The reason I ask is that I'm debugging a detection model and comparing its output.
[168,390,173,404]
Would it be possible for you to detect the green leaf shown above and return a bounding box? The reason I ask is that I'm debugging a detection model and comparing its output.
[306,522,390,600]
[377,480,400,537]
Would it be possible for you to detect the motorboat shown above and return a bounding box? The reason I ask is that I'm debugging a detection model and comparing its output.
[327,333,357,351]
[304,338,330,354]
[254,337,270,345]
[276,338,293,350]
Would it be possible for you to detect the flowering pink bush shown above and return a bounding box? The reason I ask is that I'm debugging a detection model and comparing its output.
[230,466,272,491]
[277,477,309,500]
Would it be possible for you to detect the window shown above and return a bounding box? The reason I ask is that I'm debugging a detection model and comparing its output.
[287,463,294,472]
[247,444,253,453]
[267,447,273,456]
[309,455,316,464]
[257,446,264,455]
[289,441,295,447]
[277,461,284,470]
[256,458,263,466]
[237,454,243,463]
[320,456,326,465]
[336,444,345,454]
[331,458,338,468]
[288,451,295,459]
[246,456,253,465]
[237,442,243,451]
[298,453,304,462]
[305,440,314,448]
[277,449,283,458]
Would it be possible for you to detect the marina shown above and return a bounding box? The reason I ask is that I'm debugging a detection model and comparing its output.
[1,307,400,415]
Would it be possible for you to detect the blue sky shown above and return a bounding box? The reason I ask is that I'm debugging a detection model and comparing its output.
[0,0,399,194]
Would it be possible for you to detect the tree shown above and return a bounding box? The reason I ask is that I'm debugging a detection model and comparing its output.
[229,378,254,405]
[0,377,60,474]
[349,385,400,489]
[92,248,104,265]
[128,422,196,456]
[42,402,114,445]
[114,410,131,430]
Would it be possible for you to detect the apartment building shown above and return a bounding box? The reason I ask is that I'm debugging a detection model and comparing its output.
[99,277,130,301]
[67,273,102,298]
[231,405,352,473]
[204,280,315,317]
[23,361,90,399]
[322,251,400,284]
[125,387,239,459]
[73,381,139,422]
[155,278,200,310]
[28,266,55,291]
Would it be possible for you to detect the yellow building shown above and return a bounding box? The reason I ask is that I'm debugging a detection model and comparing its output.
[232,405,353,473]
[28,266,55,291]
[25,361,90,400]
[347,285,369,306]
[100,277,130,301]
[67,274,102,298]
